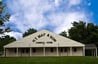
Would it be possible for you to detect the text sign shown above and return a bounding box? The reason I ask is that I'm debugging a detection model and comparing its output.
[32,33,56,42]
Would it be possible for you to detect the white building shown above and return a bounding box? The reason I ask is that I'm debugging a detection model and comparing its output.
[4,30,86,56]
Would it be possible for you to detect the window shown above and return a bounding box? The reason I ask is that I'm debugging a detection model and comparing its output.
[60,48,63,52]
[32,48,36,53]
[22,49,24,53]
[14,48,17,53]
[50,48,54,52]
[64,48,67,52]
[73,48,77,52]
[26,49,29,53]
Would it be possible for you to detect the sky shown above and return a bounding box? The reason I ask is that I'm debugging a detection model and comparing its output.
[2,0,98,40]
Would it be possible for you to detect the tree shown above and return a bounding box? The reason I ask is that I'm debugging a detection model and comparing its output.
[69,21,87,43]
[0,1,15,54]
[68,21,98,45]
[0,35,16,52]
[59,31,67,37]
[23,28,37,37]
[86,23,98,44]
[0,1,11,34]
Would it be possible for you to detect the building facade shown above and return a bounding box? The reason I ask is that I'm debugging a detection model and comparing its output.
[4,30,85,56]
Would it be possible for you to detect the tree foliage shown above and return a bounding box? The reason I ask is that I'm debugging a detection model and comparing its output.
[68,21,98,45]
[0,35,16,52]
[23,28,37,37]
[59,31,67,37]
[0,1,11,34]
[0,1,15,53]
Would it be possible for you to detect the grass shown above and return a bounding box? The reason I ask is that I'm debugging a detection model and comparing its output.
[0,56,98,64]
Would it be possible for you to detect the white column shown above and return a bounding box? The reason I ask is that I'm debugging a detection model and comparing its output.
[30,48,32,56]
[83,47,85,56]
[43,42,46,56]
[57,47,59,56]
[94,48,96,56]
[43,47,45,56]
[70,47,72,56]
[96,48,97,57]
[94,49,95,56]
[16,48,18,56]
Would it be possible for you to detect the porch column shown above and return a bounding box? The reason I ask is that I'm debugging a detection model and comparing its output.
[30,48,32,56]
[16,48,18,56]
[96,48,97,57]
[43,47,45,56]
[70,47,72,56]
[83,47,85,56]
[57,47,59,56]
[94,49,96,56]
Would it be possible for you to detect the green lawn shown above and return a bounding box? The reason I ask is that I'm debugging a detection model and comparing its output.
[0,56,98,64]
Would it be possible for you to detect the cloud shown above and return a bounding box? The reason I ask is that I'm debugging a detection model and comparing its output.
[4,31,22,40]
[68,0,82,6]
[3,0,93,39]
[54,12,89,33]
[5,0,54,32]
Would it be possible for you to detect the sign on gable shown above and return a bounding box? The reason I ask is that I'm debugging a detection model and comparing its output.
[32,33,56,42]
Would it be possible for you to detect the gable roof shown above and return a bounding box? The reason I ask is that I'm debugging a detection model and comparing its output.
[4,30,85,48]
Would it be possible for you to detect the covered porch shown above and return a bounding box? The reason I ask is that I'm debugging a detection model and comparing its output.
[85,44,97,56]
[4,47,84,56]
